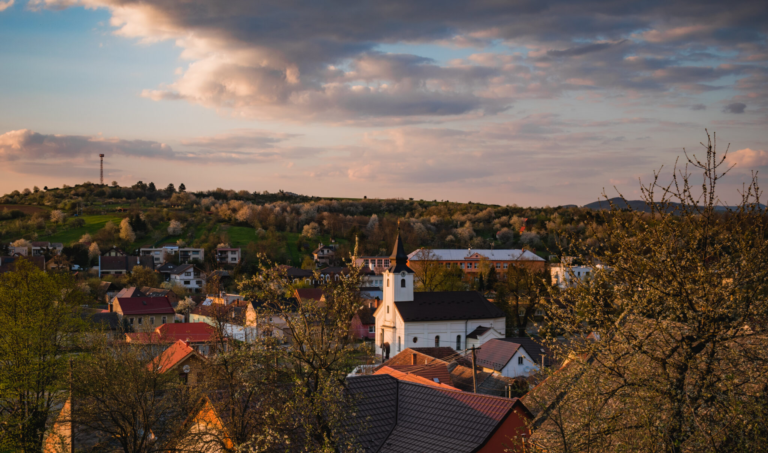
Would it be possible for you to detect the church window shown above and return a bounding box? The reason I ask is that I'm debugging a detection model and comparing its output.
[456,335,461,350]
[386,305,389,314]
[413,337,418,344]
[435,336,440,348]
[398,337,401,352]
[400,278,405,288]
[387,279,389,287]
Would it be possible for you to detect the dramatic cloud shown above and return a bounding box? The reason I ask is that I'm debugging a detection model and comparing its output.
[29,0,768,122]
[727,148,768,168]
[722,102,747,114]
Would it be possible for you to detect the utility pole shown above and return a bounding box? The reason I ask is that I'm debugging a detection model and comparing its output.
[69,357,74,453]
[469,345,481,393]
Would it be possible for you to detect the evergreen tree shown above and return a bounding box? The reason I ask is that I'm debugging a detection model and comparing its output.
[166,183,175,193]
[179,183,186,192]
[148,182,156,192]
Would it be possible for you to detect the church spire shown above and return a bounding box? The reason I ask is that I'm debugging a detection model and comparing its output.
[388,222,413,274]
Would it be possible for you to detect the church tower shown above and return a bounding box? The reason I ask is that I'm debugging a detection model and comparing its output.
[383,228,414,303]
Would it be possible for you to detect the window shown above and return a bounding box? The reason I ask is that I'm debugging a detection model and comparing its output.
[535,309,544,316]
[460,263,464,269]
[413,336,418,344]
[503,263,508,269]
[518,356,524,365]
[398,336,401,351]
[387,278,389,287]
[138,317,143,325]
[400,279,406,288]
[386,305,389,313]
[435,336,440,347]
[162,316,167,324]
[368,326,375,333]
[149,317,155,325]
[185,272,192,277]
[184,281,191,285]
[518,308,526,316]
[495,263,500,269]
[456,335,461,350]
[196,280,202,286]
[129,317,134,325]
[364,259,369,266]
[192,251,199,255]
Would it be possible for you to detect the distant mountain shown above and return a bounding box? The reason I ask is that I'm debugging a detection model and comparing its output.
[582,197,765,213]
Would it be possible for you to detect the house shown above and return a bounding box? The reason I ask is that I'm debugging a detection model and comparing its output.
[244,297,299,342]
[98,255,155,277]
[140,244,204,265]
[0,255,45,274]
[374,232,506,360]
[346,374,533,452]
[190,300,257,342]
[475,338,553,378]
[466,325,506,350]
[149,339,207,385]
[126,322,219,355]
[29,241,63,256]
[351,308,376,340]
[278,265,313,284]
[111,296,176,331]
[408,248,546,282]
[139,286,180,307]
[79,309,122,339]
[354,255,391,274]
[550,262,606,288]
[216,247,241,265]
[168,264,206,293]
[102,246,126,257]
[312,242,337,266]
[373,366,457,389]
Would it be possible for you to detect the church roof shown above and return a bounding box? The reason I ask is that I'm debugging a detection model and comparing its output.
[387,230,414,274]
[395,291,504,322]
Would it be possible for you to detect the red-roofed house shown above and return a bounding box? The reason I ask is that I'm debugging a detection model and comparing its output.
[149,339,206,385]
[112,296,176,331]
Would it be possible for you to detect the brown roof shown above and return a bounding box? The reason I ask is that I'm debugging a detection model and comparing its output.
[0,255,45,273]
[380,348,450,369]
[374,366,456,389]
[475,338,522,371]
[295,288,324,302]
[410,347,459,360]
[100,255,154,272]
[116,297,175,316]
[389,363,454,387]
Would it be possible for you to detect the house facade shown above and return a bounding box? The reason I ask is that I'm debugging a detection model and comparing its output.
[312,243,337,266]
[169,264,206,293]
[374,233,506,360]
[408,248,546,282]
[140,245,205,265]
[111,296,176,331]
[216,247,241,265]
[98,255,155,277]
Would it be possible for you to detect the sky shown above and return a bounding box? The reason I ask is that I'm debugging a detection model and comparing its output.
[0,0,766,206]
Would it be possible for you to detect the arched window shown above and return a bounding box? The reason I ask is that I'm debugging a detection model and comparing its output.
[413,336,418,344]
[456,335,461,350]
[387,278,389,287]
[386,305,389,313]
[400,278,406,288]
[435,336,440,348]
[398,336,401,352]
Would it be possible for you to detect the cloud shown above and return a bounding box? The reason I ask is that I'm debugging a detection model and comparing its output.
[722,102,747,114]
[727,148,768,168]
[690,104,706,110]
[0,129,313,173]
[0,0,13,11]
[28,0,768,121]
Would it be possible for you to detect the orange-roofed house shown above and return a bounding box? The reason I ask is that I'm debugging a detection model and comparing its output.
[149,339,207,385]
[126,323,220,355]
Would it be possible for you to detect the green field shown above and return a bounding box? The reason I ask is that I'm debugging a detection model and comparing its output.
[222,225,257,247]
[44,214,123,244]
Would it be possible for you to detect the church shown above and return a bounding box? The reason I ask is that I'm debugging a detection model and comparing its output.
[373,232,506,360]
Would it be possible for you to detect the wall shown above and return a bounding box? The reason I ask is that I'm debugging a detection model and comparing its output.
[476,406,531,453]
[499,347,540,378]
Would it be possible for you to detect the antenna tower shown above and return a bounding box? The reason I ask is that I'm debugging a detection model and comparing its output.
[99,154,105,185]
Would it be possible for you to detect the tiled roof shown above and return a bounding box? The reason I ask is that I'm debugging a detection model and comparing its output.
[410,347,459,361]
[0,256,45,273]
[395,291,505,322]
[101,255,154,271]
[116,296,175,315]
[170,263,195,275]
[408,248,545,262]
[115,287,145,298]
[156,263,179,273]
[278,265,313,278]
[149,339,202,373]
[388,363,454,387]
[381,348,449,369]
[127,322,216,344]
[476,339,522,371]
[374,366,456,389]
[467,325,492,339]
[295,288,324,302]
[498,337,554,368]
[347,375,531,453]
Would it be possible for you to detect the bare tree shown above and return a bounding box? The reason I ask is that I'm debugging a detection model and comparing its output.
[527,131,768,453]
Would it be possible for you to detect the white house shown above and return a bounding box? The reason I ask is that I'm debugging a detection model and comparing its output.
[551,263,606,288]
[169,264,206,293]
[373,232,506,360]
[140,245,204,265]
[475,337,553,378]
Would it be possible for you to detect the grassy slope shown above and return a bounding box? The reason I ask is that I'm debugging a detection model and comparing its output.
[44,215,123,244]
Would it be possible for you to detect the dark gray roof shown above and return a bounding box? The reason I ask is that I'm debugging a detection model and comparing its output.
[467,326,492,339]
[387,231,414,274]
[81,310,121,331]
[395,292,504,322]
[346,374,530,453]
[156,263,179,273]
